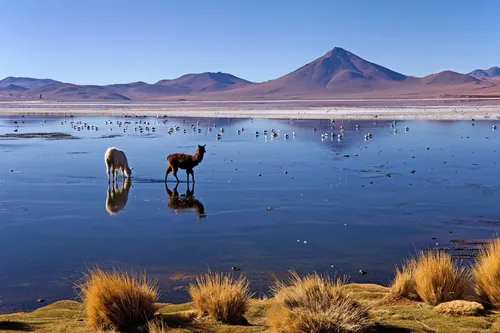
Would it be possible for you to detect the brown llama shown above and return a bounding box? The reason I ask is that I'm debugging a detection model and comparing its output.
[165,182,206,218]
[165,144,206,183]
[105,179,132,215]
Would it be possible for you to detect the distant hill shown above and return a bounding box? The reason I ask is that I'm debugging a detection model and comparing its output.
[468,66,500,79]
[0,77,61,89]
[155,72,253,93]
[29,83,131,100]
[420,70,480,85]
[0,84,29,91]
[1,49,499,100]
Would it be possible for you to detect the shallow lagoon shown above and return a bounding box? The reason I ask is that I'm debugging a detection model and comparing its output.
[0,115,499,311]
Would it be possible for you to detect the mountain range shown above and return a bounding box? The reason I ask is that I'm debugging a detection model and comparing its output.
[1,47,499,101]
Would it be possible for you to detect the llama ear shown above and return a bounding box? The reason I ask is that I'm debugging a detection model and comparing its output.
[203,144,206,147]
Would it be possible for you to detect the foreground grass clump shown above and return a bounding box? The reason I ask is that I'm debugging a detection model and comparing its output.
[412,251,470,305]
[389,260,416,300]
[472,238,500,308]
[434,300,484,316]
[188,271,251,324]
[267,271,372,333]
[147,319,166,333]
[78,268,158,331]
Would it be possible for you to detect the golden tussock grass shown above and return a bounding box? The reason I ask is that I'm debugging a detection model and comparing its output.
[413,251,470,305]
[77,268,158,331]
[434,300,484,316]
[188,271,251,324]
[147,319,166,333]
[388,260,416,300]
[472,237,500,308]
[266,271,372,333]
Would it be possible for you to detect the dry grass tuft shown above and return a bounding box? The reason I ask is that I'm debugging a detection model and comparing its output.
[188,271,251,324]
[267,271,372,333]
[77,268,158,331]
[434,300,484,316]
[472,238,500,308]
[147,319,166,333]
[413,251,470,305]
[389,260,417,300]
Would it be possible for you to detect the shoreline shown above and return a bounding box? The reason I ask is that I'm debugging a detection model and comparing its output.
[1,104,500,120]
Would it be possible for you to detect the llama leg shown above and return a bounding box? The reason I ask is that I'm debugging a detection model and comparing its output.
[172,167,180,183]
[165,166,172,182]
[190,170,195,183]
[186,170,190,183]
[106,162,111,182]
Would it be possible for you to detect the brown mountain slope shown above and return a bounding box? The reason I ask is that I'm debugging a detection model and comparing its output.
[222,47,408,98]
[155,72,253,92]
[468,66,500,79]
[0,84,29,91]
[0,77,62,89]
[29,84,131,100]
[124,72,252,99]
[420,71,480,85]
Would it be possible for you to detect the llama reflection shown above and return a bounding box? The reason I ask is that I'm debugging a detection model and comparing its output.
[165,182,206,218]
[106,179,132,215]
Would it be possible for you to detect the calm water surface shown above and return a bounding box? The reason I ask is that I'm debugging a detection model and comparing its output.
[0,115,499,311]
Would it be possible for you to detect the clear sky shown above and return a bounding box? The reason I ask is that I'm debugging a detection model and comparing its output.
[1,0,498,84]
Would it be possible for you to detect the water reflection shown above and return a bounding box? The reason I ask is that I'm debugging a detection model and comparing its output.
[165,182,206,218]
[105,179,132,215]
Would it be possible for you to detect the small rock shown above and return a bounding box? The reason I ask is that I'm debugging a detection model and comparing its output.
[411,156,416,159]
[410,170,416,174]
[37,299,45,303]
[284,171,288,174]
[359,270,366,276]
[431,237,437,240]
[10,169,14,172]
[343,154,350,158]
[232,267,241,271]
[258,174,262,176]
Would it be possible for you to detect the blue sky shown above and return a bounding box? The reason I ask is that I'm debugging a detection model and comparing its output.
[1,0,498,84]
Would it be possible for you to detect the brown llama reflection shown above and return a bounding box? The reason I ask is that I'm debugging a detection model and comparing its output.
[165,182,206,218]
[105,179,132,215]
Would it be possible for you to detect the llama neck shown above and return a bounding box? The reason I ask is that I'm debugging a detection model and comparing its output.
[193,150,204,164]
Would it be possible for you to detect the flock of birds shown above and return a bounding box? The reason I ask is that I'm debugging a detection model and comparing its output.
[7,116,392,143]
[8,117,499,143]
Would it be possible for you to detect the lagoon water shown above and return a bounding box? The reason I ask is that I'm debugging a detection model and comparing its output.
[0,115,499,311]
